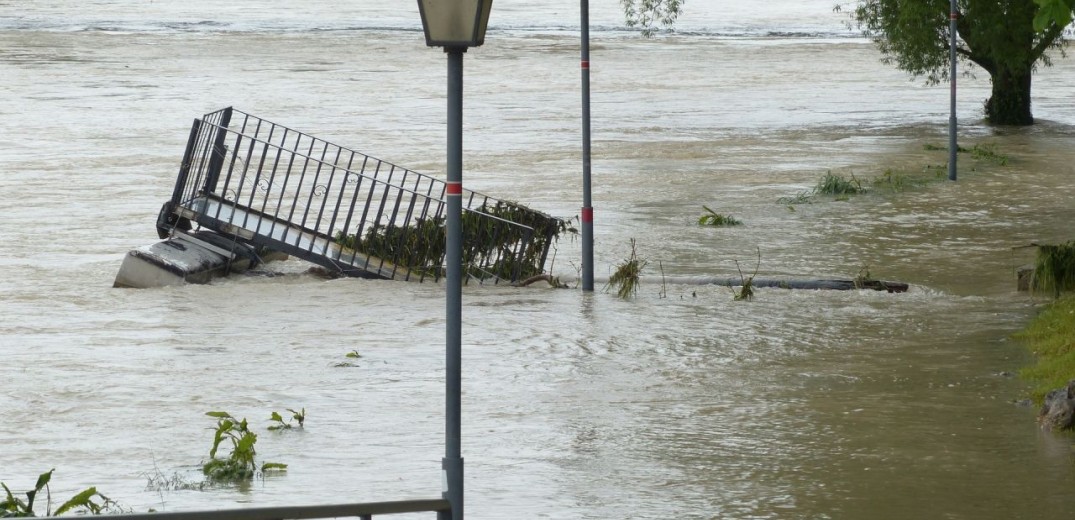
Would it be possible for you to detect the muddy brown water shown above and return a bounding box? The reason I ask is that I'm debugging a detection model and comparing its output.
[3,2,1075,518]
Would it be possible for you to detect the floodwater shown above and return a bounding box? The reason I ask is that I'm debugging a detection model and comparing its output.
[3,1,1075,518]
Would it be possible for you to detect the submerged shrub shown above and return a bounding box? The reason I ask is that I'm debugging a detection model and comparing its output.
[1032,241,1075,299]
[203,411,287,482]
[606,239,647,300]
[698,206,742,227]
[813,171,865,196]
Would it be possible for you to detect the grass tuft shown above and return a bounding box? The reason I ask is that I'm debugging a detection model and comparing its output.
[1031,241,1075,299]
[698,206,742,227]
[813,171,865,196]
[606,239,647,300]
[1014,296,1075,402]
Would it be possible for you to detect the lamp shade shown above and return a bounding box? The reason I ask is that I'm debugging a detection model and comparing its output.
[417,0,493,48]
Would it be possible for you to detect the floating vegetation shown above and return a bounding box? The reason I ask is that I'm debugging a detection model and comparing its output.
[778,142,1013,205]
[268,408,306,431]
[923,142,1011,166]
[853,264,873,289]
[2,469,119,517]
[335,201,571,282]
[777,190,813,209]
[732,248,761,301]
[870,169,938,193]
[697,206,742,227]
[202,412,287,482]
[143,466,208,492]
[813,171,865,197]
[1031,241,1075,299]
[334,350,362,367]
[968,143,1010,165]
[606,239,647,300]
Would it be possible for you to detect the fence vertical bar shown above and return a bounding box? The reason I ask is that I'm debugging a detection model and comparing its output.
[172,119,202,206]
[203,107,233,194]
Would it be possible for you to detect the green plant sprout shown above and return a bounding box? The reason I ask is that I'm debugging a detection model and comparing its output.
[268,408,306,431]
[732,248,761,301]
[2,469,117,517]
[203,412,287,481]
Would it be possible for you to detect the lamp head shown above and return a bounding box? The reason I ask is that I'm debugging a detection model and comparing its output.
[417,0,493,49]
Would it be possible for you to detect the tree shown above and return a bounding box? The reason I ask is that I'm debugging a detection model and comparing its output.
[849,0,1072,126]
[1033,0,1075,29]
[620,0,684,36]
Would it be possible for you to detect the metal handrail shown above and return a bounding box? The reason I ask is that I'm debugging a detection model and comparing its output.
[99,498,451,520]
[163,107,559,283]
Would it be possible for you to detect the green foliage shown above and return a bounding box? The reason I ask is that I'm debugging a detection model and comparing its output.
[870,169,938,192]
[967,143,1010,165]
[268,408,306,431]
[1034,0,1075,30]
[335,201,570,282]
[338,216,447,278]
[1031,241,1075,298]
[335,351,360,368]
[1,469,116,517]
[853,264,874,289]
[846,0,1069,124]
[464,201,574,281]
[620,0,684,36]
[924,142,1011,166]
[732,248,761,301]
[697,206,742,227]
[203,411,287,482]
[1014,295,1075,402]
[777,191,813,207]
[813,171,865,197]
[606,239,647,299]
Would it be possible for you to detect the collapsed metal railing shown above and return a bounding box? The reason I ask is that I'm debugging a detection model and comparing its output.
[157,107,563,283]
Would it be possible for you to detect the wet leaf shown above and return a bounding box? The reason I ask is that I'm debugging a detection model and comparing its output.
[54,487,97,516]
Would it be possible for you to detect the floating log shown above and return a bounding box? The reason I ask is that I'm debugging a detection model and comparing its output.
[649,276,909,293]
[553,275,909,293]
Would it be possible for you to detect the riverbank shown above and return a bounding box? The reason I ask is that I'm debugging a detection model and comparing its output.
[1016,295,1075,403]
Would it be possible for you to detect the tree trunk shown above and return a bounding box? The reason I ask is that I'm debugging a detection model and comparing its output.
[984,66,1034,125]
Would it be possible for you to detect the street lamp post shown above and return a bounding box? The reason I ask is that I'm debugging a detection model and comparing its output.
[580,0,594,291]
[416,1,493,519]
[948,0,958,181]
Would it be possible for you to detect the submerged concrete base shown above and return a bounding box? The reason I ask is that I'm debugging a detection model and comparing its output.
[114,231,281,288]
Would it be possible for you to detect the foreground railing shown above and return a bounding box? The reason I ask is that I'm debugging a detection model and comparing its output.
[99,498,451,520]
[159,107,563,283]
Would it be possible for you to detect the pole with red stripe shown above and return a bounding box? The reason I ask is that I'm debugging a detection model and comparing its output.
[580,0,595,291]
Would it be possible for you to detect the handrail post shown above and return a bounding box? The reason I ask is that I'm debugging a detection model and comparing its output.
[173,119,202,205]
[204,107,234,194]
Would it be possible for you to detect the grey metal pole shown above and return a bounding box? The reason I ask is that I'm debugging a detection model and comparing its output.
[580,0,595,292]
[948,0,958,181]
[443,47,465,520]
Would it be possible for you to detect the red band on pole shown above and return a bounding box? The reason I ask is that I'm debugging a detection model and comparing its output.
[950,12,958,20]
[447,182,462,195]
[582,207,593,223]
[581,60,590,69]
